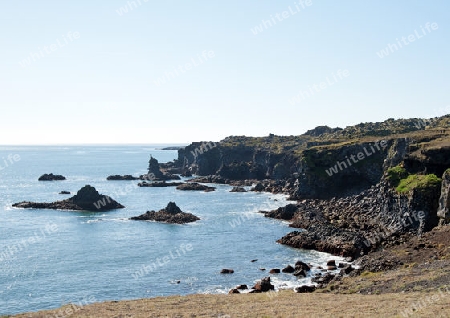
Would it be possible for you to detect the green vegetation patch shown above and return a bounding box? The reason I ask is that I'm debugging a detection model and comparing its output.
[386,166,409,187]
[396,173,441,194]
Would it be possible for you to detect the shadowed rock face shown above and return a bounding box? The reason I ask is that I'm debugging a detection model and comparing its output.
[12,185,124,212]
[130,202,200,224]
[438,169,450,224]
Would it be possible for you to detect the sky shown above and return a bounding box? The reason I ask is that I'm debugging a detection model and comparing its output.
[0,0,449,145]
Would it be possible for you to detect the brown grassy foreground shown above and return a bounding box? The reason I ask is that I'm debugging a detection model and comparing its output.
[8,290,450,318]
[9,227,450,318]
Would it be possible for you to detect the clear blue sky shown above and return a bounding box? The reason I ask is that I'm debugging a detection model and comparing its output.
[1,1,449,144]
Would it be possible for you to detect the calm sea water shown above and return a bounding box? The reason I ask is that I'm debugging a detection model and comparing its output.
[0,146,341,315]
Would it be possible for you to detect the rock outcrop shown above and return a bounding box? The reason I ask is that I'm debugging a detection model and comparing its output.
[176,183,215,192]
[251,277,274,292]
[230,186,247,193]
[437,169,450,225]
[144,156,181,181]
[13,185,124,212]
[274,176,441,258]
[38,173,66,181]
[130,202,200,224]
[137,181,183,188]
[107,175,139,180]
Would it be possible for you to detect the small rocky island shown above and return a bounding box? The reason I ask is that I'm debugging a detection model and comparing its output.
[176,183,215,192]
[107,175,139,180]
[13,185,124,212]
[130,202,200,224]
[38,173,66,181]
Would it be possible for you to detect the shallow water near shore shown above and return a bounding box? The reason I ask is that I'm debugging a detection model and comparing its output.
[0,146,341,315]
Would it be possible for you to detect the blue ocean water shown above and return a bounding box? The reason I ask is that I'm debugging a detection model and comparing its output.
[0,146,341,315]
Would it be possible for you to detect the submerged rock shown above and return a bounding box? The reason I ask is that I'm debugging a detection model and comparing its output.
[130,202,200,224]
[13,185,124,212]
[38,173,66,181]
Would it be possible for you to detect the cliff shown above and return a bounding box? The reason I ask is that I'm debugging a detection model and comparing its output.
[173,116,450,257]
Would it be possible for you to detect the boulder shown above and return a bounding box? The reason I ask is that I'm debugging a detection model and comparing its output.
[59,191,71,195]
[130,202,199,224]
[38,173,66,181]
[220,269,234,274]
[251,183,265,192]
[13,185,124,212]
[295,260,311,272]
[236,284,248,290]
[228,289,240,294]
[176,183,216,192]
[340,264,354,275]
[269,269,280,274]
[327,260,336,267]
[230,187,247,193]
[282,265,295,273]
[295,285,316,293]
[252,277,274,292]
[293,269,307,277]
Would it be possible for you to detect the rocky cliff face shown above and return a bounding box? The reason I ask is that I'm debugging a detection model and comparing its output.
[177,141,296,180]
[437,169,450,225]
[174,116,450,258]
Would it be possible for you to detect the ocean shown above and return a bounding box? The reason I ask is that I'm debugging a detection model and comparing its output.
[0,146,341,315]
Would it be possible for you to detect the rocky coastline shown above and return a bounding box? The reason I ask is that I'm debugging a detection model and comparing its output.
[164,116,450,276]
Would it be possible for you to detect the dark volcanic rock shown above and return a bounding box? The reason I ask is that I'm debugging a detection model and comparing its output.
[251,183,265,192]
[252,277,274,292]
[295,285,316,293]
[176,183,215,192]
[295,260,311,272]
[236,284,248,290]
[107,175,139,180]
[269,269,280,274]
[220,269,234,274]
[228,288,240,294]
[282,265,295,273]
[187,175,227,184]
[230,186,247,193]
[13,185,124,212]
[59,191,71,195]
[138,181,183,187]
[142,156,181,181]
[38,173,66,181]
[264,204,297,220]
[130,202,200,224]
